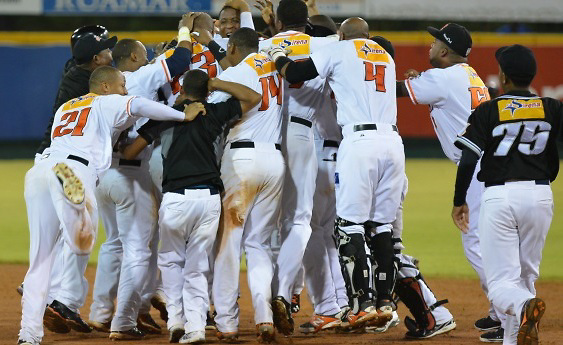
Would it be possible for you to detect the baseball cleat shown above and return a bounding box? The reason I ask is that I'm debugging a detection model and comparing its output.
[290,294,301,314]
[475,315,502,332]
[272,296,294,335]
[53,163,85,204]
[405,318,456,339]
[179,330,205,344]
[205,311,216,330]
[216,330,239,343]
[137,313,162,334]
[480,327,504,343]
[49,300,92,333]
[88,320,111,333]
[17,339,38,345]
[151,293,168,322]
[43,304,71,334]
[340,305,379,330]
[256,323,275,343]
[302,314,341,333]
[109,327,146,340]
[367,305,393,328]
[169,325,185,343]
[366,310,400,333]
[517,298,545,345]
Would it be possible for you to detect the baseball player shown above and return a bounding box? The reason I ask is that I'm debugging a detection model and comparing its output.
[452,44,560,345]
[123,70,261,344]
[216,0,255,38]
[257,1,338,335]
[209,27,285,343]
[62,25,110,75]
[266,16,402,331]
[87,17,195,340]
[17,65,203,345]
[396,23,506,342]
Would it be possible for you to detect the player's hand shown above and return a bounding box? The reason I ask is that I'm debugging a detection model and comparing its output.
[207,78,219,92]
[404,69,420,78]
[154,41,169,57]
[255,0,274,25]
[183,102,206,121]
[192,29,214,46]
[180,12,201,30]
[263,45,290,62]
[225,0,250,12]
[451,204,469,234]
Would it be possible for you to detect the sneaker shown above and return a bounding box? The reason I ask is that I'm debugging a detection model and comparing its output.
[272,296,294,335]
[205,311,216,330]
[49,300,92,333]
[88,320,111,333]
[290,294,301,314]
[179,330,205,344]
[17,340,37,345]
[517,298,546,345]
[480,327,504,343]
[137,313,161,334]
[345,305,379,328]
[367,305,393,328]
[405,318,456,339]
[475,316,502,331]
[298,321,315,334]
[169,325,185,343]
[308,314,341,333]
[109,327,146,340]
[216,330,239,343]
[256,323,275,343]
[53,162,85,204]
[151,293,168,322]
[16,283,23,296]
[366,310,400,333]
[43,304,71,333]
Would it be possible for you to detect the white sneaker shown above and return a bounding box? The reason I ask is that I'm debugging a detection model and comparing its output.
[179,330,205,344]
[366,310,400,333]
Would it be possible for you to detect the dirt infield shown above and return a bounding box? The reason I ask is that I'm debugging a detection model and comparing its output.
[2,264,562,345]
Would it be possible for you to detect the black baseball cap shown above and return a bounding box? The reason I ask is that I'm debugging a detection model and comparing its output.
[70,25,109,48]
[495,44,537,86]
[371,36,395,59]
[427,23,472,57]
[72,33,117,64]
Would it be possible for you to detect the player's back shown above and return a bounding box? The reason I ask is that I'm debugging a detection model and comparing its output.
[211,52,283,144]
[311,38,397,127]
[406,63,489,162]
[260,31,336,122]
[46,93,137,173]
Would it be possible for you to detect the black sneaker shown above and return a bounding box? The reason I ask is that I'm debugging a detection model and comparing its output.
[49,300,92,333]
[205,311,217,330]
[290,294,301,314]
[475,316,502,331]
[517,298,546,345]
[43,303,71,333]
[272,296,294,335]
[405,318,456,339]
[480,327,503,343]
[109,327,146,340]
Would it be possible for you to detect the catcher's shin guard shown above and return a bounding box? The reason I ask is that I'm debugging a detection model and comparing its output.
[365,224,396,305]
[394,273,448,331]
[335,219,372,313]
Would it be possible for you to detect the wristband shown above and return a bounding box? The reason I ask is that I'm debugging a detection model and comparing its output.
[208,40,227,61]
[178,27,192,43]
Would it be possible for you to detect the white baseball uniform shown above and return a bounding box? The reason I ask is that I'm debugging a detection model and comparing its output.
[19,92,186,344]
[404,63,505,324]
[210,52,285,332]
[259,31,337,304]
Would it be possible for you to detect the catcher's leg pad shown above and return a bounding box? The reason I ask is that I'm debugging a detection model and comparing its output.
[335,222,372,313]
[365,225,396,304]
[394,274,448,331]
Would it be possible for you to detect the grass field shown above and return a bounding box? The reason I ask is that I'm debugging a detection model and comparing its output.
[1,159,562,279]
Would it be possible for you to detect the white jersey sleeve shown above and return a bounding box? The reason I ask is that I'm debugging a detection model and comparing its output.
[123,60,171,101]
[405,68,448,106]
[310,42,338,79]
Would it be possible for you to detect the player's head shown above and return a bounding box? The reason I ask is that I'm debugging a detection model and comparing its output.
[226,28,259,66]
[427,23,471,68]
[73,33,117,69]
[371,36,395,60]
[193,12,215,34]
[70,25,109,49]
[276,0,308,32]
[495,44,537,90]
[112,39,148,71]
[307,15,338,37]
[89,66,127,96]
[339,17,369,41]
[219,6,240,38]
[181,69,210,101]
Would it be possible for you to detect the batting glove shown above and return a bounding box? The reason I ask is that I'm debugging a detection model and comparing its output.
[264,45,289,62]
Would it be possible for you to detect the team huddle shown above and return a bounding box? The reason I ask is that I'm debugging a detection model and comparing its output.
[17,0,562,345]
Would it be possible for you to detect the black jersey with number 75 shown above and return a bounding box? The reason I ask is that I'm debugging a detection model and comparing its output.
[455,90,563,184]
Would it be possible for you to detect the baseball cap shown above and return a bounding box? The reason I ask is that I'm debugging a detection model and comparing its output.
[427,23,472,57]
[495,44,537,85]
[371,36,395,59]
[70,25,109,48]
[72,33,117,65]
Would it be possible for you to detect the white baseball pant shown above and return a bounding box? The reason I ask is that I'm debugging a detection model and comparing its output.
[158,190,221,332]
[213,143,285,332]
[20,156,97,343]
[479,181,552,345]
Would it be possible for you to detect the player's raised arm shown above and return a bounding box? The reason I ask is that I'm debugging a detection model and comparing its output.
[192,28,231,69]
[265,46,319,84]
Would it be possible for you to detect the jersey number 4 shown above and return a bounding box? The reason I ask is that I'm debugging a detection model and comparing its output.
[52,107,91,139]
[364,62,386,92]
[493,120,551,156]
[258,75,283,111]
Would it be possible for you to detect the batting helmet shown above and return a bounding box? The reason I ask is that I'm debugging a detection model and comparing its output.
[70,25,109,48]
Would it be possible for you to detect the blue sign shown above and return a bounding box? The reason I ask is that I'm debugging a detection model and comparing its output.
[43,0,211,15]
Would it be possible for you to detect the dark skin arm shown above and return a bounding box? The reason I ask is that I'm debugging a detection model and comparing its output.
[396,69,420,98]
[208,78,261,113]
[191,29,231,69]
